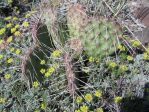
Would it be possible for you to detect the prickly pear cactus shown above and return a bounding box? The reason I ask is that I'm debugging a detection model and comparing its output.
[67,4,122,59]
[82,19,121,58]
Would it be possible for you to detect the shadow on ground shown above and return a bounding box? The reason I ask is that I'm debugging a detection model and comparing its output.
[120,83,149,112]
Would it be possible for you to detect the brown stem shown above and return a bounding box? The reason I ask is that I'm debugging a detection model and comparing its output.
[64,53,76,96]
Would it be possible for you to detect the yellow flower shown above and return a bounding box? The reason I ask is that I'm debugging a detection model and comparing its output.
[144,52,149,60]
[33,81,39,88]
[4,74,11,80]
[15,24,20,29]
[84,93,93,102]
[40,69,46,74]
[127,55,133,61]
[45,67,55,77]
[114,96,122,104]
[11,28,16,33]
[15,49,21,55]
[6,23,13,28]
[10,47,15,52]
[4,16,11,21]
[119,65,128,72]
[0,28,6,35]
[109,62,117,68]
[7,58,13,63]
[0,39,4,45]
[22,21,30,27]
[131,40,141,47]
[76,96,83,104]
[75,110,81,112]
[96,108,104,112]
[89,56,95,62]
[94,90,102,98]
[14,31,21,37]
[45,72,51,77]
[40,60,46,65]
[6,36,13,43]
[25,13,31,18]
[52,50,62,58]
[0,55,4,60]
[0,98,6,104]
[41,102,47,110]
[117,44,126,51]
[13,17,19,21]
[80,105,89,112]
[48,67,55,73]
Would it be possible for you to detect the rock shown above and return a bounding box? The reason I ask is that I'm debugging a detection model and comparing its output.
[134,28,149,45]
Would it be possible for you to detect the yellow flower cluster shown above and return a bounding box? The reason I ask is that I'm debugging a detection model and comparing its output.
[22,21,30,27]
[11,28,16,33]
[76,96,83,104]
[40,68,46,74]
[52,50,62,58]
[0,98,6,104]
[6,23,13,28]
[13,17,19,21]
[127,55,133,61]
[10,47,15,52]
[40,60,46,65]
[80,105,89,112]
[15,49,21,55]
[114,96,123,104]
[15,24,20,29]
[7,58,13,63]
[96,108,104,112]
[7,36,13,43]
[94,90,102,98]
[4,16,11,21]
[45,67,55,77]
[14,31,21,37]
[144,52,149,60]
[131,40,141,47]
[109,62,117,68]
[0,28,6,35]
[75,110,81,112]
[41,102,47,110]
[84,93,93,102]
[89,56,95,62]
[33,81,39,88]
[117,44,126,51]
[4,74,11,80]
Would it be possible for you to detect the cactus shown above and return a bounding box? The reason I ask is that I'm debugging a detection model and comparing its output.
[67,4,122,59]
